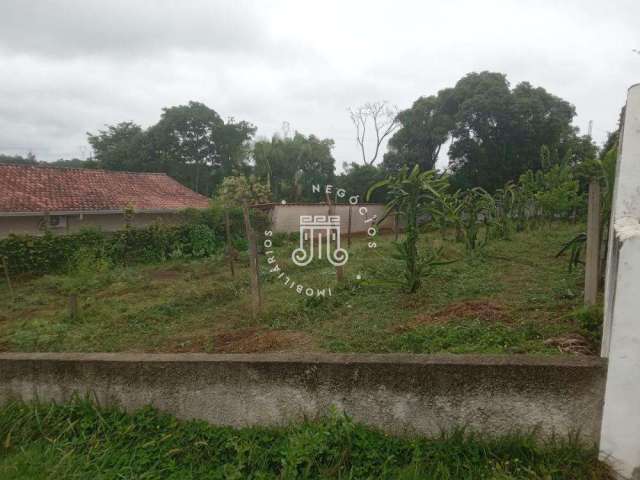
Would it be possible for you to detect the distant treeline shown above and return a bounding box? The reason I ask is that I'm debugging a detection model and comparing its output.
[2,71,621,202]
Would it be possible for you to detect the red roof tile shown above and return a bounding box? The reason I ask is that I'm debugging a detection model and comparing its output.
[0,164,210,214]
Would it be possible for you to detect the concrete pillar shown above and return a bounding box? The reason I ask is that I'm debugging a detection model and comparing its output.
[600,83,640,479]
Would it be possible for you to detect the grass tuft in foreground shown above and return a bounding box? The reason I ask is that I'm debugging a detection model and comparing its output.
[0,400,612,479]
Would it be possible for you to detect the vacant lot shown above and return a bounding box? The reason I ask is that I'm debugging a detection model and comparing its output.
[0,222,598,354]
[0,400,612,480]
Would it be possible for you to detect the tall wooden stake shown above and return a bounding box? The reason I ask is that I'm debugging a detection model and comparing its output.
[224,209,235,278]
[2,256,14,303]
[584,178,601,306]
[243,204,262,316]
[326,192,344,282]
[347,206,352,249]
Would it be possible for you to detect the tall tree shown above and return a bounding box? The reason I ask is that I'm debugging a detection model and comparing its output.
[383,89,457,172]
[448,72,577,191]
[336,163,387,202]
[151,102,225,195]
[0,152,38,165]
[348,101,399,166]
[88,102,255,195]
[87,122,152,172]
[253,132,335,201]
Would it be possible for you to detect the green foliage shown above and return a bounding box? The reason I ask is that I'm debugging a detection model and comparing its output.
[390,320,549,354]
[253,131,335,201]
[444,72,591,192]
[570,304,604,345]
[491,183,517,239]
[383,90,457,172]
[87,102,256,195]
[450,188,496,253]
[368,166,449,292]
[0,219,224,276]
[0,400,611,479]
[0,223,589,354]
[217,175,271,206]
[556,233,587,272]
[518,161,582,221]
[336,163,387,202]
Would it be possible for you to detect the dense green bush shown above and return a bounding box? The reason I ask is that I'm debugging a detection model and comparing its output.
[0,205,264,276]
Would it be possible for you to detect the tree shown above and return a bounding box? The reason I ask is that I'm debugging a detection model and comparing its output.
[253,132,335,201]
[0,152,38,165]
[368,166,449,293]
[151,102,224,195]
[349,101,399,166]
[383,90,456,172]
[88,102,255,195]
[87,122,152,172]
[447,72,577,191]
[217,176,270,317]
[336,163,387,202]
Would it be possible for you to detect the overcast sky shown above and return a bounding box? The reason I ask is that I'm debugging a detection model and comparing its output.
[0,0,638,171]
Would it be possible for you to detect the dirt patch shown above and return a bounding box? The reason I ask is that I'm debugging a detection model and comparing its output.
[395,300,509,332]
[544,333,594,355]
[149,269,183,281]
[165,328,316,353]
[214,328,315,353]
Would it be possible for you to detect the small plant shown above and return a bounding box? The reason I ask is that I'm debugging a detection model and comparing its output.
[492,182,517,240]
[570,304,604,345]
[446,187,495,254]
[556,232,587,272]
[368,165,449,292]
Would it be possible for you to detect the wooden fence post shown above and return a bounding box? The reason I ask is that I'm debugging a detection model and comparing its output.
[243,204,261,317]
[584,178,601,306]
[326,193,344,282]
[347,206,352,249]
[225,209,235,278]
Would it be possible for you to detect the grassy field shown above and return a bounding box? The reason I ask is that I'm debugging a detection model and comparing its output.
[0,400,612,480]
[0,222,600,354]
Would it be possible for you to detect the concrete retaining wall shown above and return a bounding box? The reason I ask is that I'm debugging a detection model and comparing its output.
[0,353,606,442]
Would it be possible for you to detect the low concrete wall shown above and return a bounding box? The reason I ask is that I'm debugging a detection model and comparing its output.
[270,204,395,234]
[0,353,606,442]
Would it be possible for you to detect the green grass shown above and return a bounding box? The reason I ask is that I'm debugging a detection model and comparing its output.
[0,222,599,354]
[0,400,612,479]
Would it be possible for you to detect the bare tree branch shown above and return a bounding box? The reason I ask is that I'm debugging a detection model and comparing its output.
[348,101,399,166]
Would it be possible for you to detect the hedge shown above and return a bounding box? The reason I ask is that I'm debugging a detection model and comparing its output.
[0,205,267,276]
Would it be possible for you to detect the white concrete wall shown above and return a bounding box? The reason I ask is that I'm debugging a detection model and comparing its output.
[600,83,640,479]
[270,204,395,234]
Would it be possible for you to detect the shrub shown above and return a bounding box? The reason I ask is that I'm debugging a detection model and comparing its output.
[0,211,237,276]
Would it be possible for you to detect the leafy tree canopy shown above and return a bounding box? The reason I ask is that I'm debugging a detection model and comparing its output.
[87,102,256,196]
[253,132,335,202]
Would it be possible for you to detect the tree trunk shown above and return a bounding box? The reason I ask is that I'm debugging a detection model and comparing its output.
[225,209,235,278]
[243,204,261,316]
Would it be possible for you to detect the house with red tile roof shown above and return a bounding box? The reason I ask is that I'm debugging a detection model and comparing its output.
[0,164,210,237]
